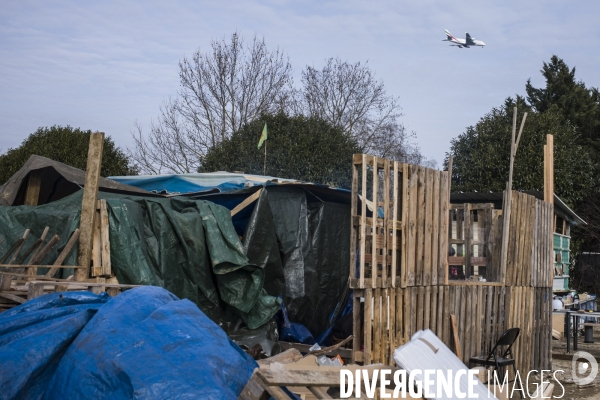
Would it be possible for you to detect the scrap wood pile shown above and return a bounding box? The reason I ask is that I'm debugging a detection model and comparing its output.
[0,227,81,309]
[0,198,133,311]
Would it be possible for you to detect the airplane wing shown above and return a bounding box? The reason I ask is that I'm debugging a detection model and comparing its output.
[465,33,475,46]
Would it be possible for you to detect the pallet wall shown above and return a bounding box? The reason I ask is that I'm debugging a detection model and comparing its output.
[350,154,554,374]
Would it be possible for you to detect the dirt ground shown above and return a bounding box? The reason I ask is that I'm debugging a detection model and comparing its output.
[548,326,600,399]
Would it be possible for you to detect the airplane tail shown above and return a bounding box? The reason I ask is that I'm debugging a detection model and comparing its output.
[444,29,455,41]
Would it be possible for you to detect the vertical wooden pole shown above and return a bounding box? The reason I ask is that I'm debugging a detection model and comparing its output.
[500,108,518,283]
[24,170,42,206]
[76,132,104,282]
[545,135,554,287]
[545,135,554,204]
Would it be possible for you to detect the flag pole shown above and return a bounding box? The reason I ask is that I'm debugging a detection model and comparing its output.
[263,138,267,175]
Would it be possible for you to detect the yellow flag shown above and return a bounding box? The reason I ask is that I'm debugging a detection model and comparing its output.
[257,123,268,149]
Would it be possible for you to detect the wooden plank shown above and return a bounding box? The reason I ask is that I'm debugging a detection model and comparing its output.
[407,165,417,286]
[373,288,381,363]
[308,387,332,399]
[24,170,42,206]
[76,132,104,281]
[360,154,368,288]
[0,292,26,304]
[430,285,438,336]
[395,287,403,347]
[545,135,554,204]
[508,192,519,286]
[44,229,81,278]
[485,286,493,354]
[401,163,408,288]
[352,290,362,363]
[28,234,60,266]
[382,160,390,287]
[239,374,270,400]
[417,286,424,331]
[391,161,399,287]
[416,167,425,286]
[424,285,431,330]
[431,172,440,285]
[364,288,373,364]
[257,369,344,387]
[403,287,411,344]
[440,171,449,285]
[483,204,493,281]
[517,194,528,286]
[436,284,444,340]
[450,314,462,359]
[475,285,483,356]
[459,286,467,363]
[464,203,472,278]
[28,227,49,277]
[443,285,451,347]
[231,188,262,216]
[372,156,379,288]
[388,287,395,360]
[91,204,102,277]
[382,288,389,364]
[350,159,359,282]
[99,200,112,276]
[527,195,536,286]
[423,168,433,286]
[410,287,417,337]
[27,282,45,299]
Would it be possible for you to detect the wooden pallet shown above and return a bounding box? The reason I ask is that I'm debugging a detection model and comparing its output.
[239,368,342,400]
[349,154,450,290]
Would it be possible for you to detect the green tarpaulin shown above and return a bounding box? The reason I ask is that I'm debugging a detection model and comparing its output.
[0,191,279,329]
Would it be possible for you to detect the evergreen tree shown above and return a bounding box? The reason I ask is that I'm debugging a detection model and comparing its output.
[199,113,360,189]
[0,126,137,185]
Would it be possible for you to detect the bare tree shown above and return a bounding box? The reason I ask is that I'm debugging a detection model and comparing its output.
[300,58,433,166]
[129,32,294,174]
[130,38,434,174]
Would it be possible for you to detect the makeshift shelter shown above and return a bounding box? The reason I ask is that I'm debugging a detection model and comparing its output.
[450,191,586,291]
[0,155,156,206]
[0,191,279,328]
[111,171,354,339]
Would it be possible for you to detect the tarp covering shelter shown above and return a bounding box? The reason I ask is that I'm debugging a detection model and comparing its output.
[0,155,156,206]
[0,191,279,329]
[0,287,257,399]
[109,171,300,194]
[193,184,352,338]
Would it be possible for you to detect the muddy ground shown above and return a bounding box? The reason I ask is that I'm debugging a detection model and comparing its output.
[548,326,600,399]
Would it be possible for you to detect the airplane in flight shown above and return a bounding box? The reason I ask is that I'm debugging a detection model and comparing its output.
[443,30,485,48]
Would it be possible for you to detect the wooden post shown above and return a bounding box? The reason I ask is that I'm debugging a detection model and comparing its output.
[500,108,527,283]
[76,132,104,281]
[450,314,462,359]
[24,170,42,206]
[544,135,554,204]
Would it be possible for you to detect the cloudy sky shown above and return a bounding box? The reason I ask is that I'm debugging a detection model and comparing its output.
[1,0,599,167]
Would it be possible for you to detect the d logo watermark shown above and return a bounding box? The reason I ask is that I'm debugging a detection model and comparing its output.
[572,351,598,386]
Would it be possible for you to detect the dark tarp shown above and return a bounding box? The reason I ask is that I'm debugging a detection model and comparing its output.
[0,191,279,329]
[0,155,156,206]
[193,185,352,337]
[0,287,257,400]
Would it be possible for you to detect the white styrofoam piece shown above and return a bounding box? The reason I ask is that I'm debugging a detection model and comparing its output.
[393,329,497,400]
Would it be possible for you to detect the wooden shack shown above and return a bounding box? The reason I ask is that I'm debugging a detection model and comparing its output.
[349,154,553,374]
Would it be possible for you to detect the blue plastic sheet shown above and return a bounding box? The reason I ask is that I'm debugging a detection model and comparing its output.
[0,287,257,400]
[276,300,315,345]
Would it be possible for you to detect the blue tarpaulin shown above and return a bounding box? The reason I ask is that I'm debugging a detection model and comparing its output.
[109,172,299,194]
[0,286,257,400]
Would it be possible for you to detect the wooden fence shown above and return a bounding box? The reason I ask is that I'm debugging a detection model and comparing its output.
[350,154,554,374]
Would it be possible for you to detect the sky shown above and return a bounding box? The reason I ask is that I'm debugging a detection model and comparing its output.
[1,0,599,167]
